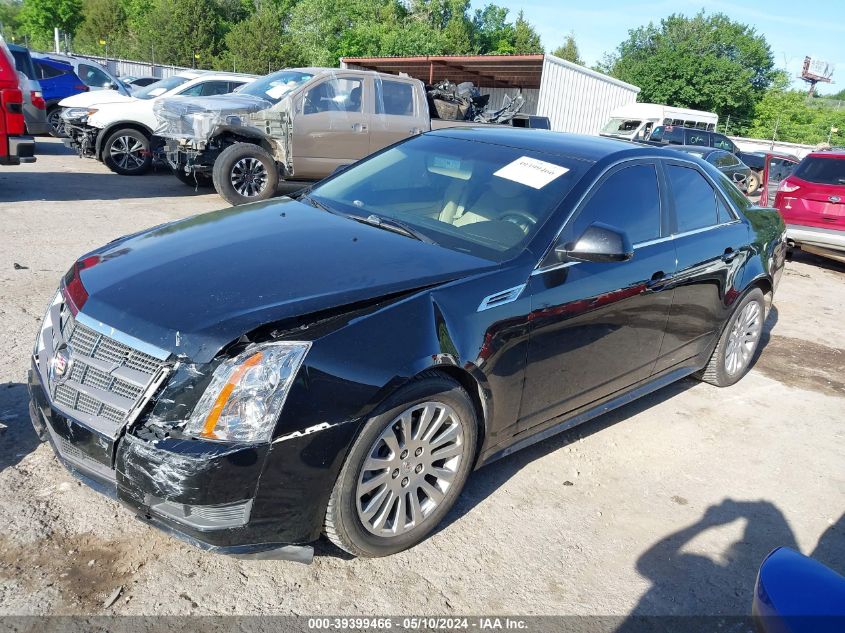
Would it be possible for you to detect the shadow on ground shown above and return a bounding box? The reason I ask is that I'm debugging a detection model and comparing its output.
[0,382,41,474]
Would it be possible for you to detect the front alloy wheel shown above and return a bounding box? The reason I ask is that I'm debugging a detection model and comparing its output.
[231,157,269,198]
[212,143,279,206]
[325,374,477,557]
[356,402,466,537]
[47,108,65,137]
[102,128,152,175]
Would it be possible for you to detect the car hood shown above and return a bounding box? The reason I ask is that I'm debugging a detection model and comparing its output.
[73,198,494,363]
[60,90,137,108]
[154,93,273,141]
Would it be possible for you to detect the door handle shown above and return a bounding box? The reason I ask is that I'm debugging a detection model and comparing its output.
[351,123,368,132]
[722,248,738,262]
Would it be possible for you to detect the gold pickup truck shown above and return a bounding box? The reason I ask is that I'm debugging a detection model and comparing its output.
[155,67,549,205]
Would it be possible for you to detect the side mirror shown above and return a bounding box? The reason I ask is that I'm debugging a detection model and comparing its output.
[330,164,351,176]
[556,223,634,264]
[105,81,116,90]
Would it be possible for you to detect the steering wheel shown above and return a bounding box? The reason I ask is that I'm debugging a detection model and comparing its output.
[500,212,537,234]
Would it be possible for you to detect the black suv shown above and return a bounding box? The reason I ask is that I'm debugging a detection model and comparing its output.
[647,125,739,154]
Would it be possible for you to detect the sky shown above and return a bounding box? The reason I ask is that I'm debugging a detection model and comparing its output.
[478,0,845,95]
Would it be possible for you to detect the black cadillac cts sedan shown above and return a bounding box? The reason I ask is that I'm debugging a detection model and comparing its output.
[29,128,786,561]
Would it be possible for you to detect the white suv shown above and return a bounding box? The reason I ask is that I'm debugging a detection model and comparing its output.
[60,70,256,175]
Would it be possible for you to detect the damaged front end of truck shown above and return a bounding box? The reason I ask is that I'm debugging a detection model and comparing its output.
[154,92,294,180]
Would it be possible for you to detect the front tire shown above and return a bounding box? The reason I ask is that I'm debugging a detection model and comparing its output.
[47,107,66,137]
[212,143,278,206]
[102,128,152,175]
[746,171,760,196]
[324,374,478,558]
[696,288,766,387]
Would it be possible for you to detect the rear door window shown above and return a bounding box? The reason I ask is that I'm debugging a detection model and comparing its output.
[375,80,415,116]
[792,157,845,185]
[666,164,720,233]
[712,134,736,152]
[36,61,68,79]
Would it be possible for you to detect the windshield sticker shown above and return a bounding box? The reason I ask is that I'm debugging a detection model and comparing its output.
[494,156,569,189]
[433,156,462,171]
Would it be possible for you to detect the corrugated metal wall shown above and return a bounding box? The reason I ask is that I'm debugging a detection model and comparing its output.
[72,54,192,80]
[537,55,639,134]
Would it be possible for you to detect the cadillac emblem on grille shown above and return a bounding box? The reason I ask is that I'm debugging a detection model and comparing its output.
[49,344,74,387]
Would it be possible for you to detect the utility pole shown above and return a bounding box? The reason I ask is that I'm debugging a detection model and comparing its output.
[771,115,781,150]
[54,27,60,54]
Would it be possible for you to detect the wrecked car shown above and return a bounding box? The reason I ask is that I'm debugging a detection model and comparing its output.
[155,68,549,205]
[29,129,785,561]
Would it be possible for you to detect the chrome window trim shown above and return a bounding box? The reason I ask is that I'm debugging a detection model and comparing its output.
[531,155,747,277]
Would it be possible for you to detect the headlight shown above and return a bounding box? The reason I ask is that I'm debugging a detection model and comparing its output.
[183,342,310,443]
[62,107,98,122]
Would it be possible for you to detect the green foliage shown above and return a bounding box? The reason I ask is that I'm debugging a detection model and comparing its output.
[20,0,84,48]
[0,1,24,42]
[217,1,303,74]
[470,4,542,54]
[134,0,226,68]
[74,0,128,56]
[605,11,776,123]
[746,87,845,146]
[552,33,582,65]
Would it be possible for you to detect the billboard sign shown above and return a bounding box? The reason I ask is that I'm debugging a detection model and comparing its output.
[801,56,834,82]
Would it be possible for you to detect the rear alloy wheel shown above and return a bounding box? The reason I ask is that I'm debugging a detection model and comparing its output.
[324,374,477,557]
[47,108,66,138]
[696,288,766,387]
[102,128,152,175]
[212,143,279,206]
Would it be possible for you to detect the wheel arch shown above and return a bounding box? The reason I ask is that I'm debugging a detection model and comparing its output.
[96,121,154,159]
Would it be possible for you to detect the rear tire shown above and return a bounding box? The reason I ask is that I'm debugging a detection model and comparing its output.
[696,288,766,387]
[324,373,478,558]
[172,167,214,188]
[212,143,278,206]
[102,128,152,175]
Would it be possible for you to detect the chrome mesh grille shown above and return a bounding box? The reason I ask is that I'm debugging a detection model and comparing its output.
[37,304,169,437]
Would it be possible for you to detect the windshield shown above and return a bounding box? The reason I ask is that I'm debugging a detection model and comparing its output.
[239,70,314,104]
[308,134,588,262]
[601,118,642,137]
[793,157,845,186]
[135,75,189,99]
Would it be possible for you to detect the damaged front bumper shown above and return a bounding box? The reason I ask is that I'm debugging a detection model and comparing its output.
[28,363,315,563]
[62,122,100,158]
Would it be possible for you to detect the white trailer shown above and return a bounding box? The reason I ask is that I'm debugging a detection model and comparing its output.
[340,54,640,135]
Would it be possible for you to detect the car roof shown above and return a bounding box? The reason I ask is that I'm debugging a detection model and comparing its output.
[427,127,637,162]
[807,150,845,159]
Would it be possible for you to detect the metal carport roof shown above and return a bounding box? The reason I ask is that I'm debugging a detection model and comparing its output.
[340,54,545,89]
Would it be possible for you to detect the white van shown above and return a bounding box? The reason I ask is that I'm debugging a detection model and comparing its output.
[600,103,718,141]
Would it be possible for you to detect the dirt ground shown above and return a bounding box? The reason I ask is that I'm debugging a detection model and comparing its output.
[0,138,843,617]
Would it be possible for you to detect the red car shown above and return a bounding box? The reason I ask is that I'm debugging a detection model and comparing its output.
[773,151,845,264]
[0,37,35,166]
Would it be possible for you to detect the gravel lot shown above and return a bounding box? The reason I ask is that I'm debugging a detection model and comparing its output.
[0,138,843,618]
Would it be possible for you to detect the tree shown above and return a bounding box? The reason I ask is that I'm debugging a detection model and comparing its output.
[20,0,84,49]
[552,33,582,65]
[217,1,302,74]
[746,83,845,146]
[0,1,24,42]
[604,11,776,123]
[510,10,542,54]
[133,0,226,67]
[75,0,128,57]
